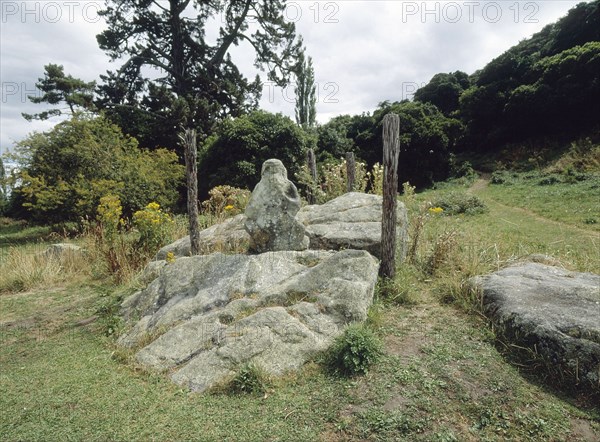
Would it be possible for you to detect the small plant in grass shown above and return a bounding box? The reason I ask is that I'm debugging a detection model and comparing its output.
[426,230,459,275]
[97,194,123,241]
[432,191,488,215]
[367,162,384,195]
[377,276,417,305]
[95,291,124,336]
[227,362,271,395]
[406,200,440,263]
[326,323,383,376]
[201,185,251,220]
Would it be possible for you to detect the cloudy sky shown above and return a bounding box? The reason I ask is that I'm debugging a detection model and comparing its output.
[0,0,586,156]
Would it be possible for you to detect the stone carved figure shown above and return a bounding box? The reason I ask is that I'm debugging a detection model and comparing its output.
[244,159,309,253]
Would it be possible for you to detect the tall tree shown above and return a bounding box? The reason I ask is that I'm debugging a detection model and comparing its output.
[294,51,316,128]
[96,0,302,149]
[22,64,96,121]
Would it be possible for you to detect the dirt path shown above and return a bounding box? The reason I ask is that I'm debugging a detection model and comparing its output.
[468,173,491,193]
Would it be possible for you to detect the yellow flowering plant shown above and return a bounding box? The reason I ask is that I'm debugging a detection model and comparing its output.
[133,201,174,253]
[201,186,251,219]
[97,194,123,241]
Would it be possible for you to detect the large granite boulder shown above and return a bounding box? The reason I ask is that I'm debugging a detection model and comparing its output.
[298,192,409,261]
[470,262,600,389]
[119,249,379,392]
[155,192,409,261]
[244,159,309,253]
[155,215,248,260]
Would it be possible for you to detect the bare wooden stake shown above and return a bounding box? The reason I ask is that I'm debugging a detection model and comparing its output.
[380,114,400,278]
[307,148,318,204]
[345,152,356,193]
[179,128,200,256]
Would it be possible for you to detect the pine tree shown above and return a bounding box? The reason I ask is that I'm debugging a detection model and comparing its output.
[22,64,96,121]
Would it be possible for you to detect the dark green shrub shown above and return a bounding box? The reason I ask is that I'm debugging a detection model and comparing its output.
[433,192,488,215]
[326,323,383,376]
[490,170,515,184]
[228,362,270,395]
[538,175,561,186]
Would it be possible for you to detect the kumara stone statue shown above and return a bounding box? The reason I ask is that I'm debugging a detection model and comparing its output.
[244,159,309,253]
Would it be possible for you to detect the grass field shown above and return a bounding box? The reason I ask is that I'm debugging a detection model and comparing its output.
[1,177,599,441]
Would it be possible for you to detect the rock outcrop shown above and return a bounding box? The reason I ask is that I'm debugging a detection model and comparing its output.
[297,192,409,261]
[155,192,409,261]
[44,243,84,259]
[119,249,379,392]
[471,262,600,389]
[244,159,309,253]
[155,215,248,260]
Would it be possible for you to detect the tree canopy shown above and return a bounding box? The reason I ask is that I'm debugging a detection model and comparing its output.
[22,64,96,121]
[414,71,470,116]
[14,115,184,223]
[96,0,302,150]
[198,110,308,196]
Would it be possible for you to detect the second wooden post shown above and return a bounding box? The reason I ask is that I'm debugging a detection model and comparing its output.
[380,114,400,278]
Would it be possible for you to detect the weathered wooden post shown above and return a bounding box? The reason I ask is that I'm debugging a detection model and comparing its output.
[307,148,318,204]
[179,128,201,255]
[380,114,400,278]
[345,152,356,192]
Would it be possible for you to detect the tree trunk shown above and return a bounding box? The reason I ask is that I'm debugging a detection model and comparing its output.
[180,128,200,255]
[380,114,400,278]
[345,152,356,193]
[307,148,318,204]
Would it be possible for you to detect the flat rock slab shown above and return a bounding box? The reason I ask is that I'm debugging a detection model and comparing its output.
[155,192,408,261]
[297,192,409,260]
[471,262,600,389]
[119,249,379,392]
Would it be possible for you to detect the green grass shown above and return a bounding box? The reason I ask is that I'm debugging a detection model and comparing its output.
[1,175,599,441]
[0,220,51,249]
[483,172,600,231]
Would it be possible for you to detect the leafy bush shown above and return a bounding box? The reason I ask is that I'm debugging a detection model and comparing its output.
[538,175,561,186]
[0,157,8,216]
[548,138,600,174]
[198,111,309,197]
[227,362,270,395]
[12,114,184,223]
[432,192,488,215]
[490,170,515,185]
[201,185,251,219]
[368,163,384,195]
[297,159,377,203]
[326,323,383,376]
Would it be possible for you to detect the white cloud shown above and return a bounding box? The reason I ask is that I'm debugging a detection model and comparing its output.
[0,0,585,153]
